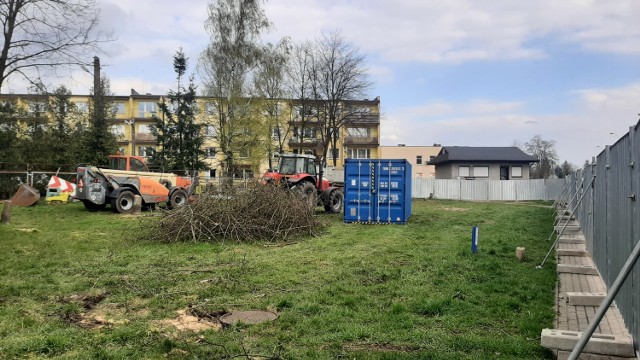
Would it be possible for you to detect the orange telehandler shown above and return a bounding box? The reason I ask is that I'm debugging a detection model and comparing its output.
[75,155,195,213]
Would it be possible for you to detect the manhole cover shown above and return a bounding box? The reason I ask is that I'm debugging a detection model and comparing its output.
[219,310,278,326]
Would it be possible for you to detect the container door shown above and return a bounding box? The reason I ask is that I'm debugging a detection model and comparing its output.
[376,160,407,223]
[344,160,377,222]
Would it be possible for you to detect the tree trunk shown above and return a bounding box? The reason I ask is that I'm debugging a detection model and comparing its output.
[1,200,11,224]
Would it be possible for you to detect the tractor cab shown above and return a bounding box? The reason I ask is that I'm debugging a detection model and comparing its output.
[263,153,330,191]
[108,155,149,172]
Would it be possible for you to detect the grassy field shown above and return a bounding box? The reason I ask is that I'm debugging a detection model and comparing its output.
[0,199,557,359]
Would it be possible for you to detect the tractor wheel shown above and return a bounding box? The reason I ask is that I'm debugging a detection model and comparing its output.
[324,189,344,213]
[293,181,318,210]
[167,189,188,209]
[82,200,106,212]
[111,191,135,214]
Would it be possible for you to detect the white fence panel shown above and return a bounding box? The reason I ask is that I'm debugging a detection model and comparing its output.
[461,180,488,200]
[412,178,567,201]
[412,178,434,198]
[433,179,461,199]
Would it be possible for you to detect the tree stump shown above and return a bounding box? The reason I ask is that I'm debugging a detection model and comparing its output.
[1,201,12,224]
[131,195,142,215]
[516,247,526,261]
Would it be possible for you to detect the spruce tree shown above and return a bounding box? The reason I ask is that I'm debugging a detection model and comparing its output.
[150,49,206,174]
[85,76,117,165]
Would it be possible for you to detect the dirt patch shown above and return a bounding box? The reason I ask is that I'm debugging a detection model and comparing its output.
[443,207,467,212]
[154,308,224,332]
[64,293,109,310]
[58,292,117,329]
[343,342,420,352]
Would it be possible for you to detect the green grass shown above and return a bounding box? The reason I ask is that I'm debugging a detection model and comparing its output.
[0,200,557,359]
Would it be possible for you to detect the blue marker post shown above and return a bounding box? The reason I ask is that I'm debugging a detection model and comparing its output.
[471,226,479,254]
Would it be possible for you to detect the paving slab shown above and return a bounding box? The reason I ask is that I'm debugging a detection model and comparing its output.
[558,264,599,275]
[545,222,636,359]
[541,329,635,357]
[556,350,638,360]
[557,249,589,257]
[567,292,607,307]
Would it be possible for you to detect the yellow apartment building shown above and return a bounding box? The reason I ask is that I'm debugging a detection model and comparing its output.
[0,92,381,179]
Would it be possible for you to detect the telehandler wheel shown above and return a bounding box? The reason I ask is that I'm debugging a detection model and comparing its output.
[82,200,106,212]
[111,191,135,214]
[167,189,188,209]
[293,181,318,210]
[324,189,344,213]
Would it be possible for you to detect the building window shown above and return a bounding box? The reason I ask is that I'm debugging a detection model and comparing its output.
[27,101,47,114]
[512,166,522,178]
[112,102,125,114]
[117,147,126,155]
[204,125,216,137]
[205,102,218,115]
[271,127,282,139]
[138,146,154,157]
[138,102,157,117]
[429,155,435,161]
[138,124,152,134]
[416,155,423,165]
[205,147,216,158]
[347,148,370,159]
[459,166,470,177]
[239,148,250,158]
[473,166,489,177]
[264,103,283,116]
[110,125,125,136]
[209,169,217,178]
[74,102,88,113]
[293,106,313,118]
[302,127,316,138]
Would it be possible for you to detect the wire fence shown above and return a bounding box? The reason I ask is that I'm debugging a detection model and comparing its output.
[567,120,640,350]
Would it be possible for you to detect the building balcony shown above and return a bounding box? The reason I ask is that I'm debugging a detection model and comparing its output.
[345,114,380,125]
[344,136,379,146]
[135,133,157,143]
[114,135,129,144]
[288,137,321,148]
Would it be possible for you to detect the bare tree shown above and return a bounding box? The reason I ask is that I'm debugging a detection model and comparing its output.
[287,41,318,156]
[307,31,372,180]
[525,134,558,179]
[0,0,111,92]
[198,0,271,179]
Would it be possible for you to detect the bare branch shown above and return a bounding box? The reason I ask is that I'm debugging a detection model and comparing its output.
[0,0,112,92]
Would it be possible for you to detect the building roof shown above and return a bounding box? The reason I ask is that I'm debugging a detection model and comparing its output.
[427,146,539,165]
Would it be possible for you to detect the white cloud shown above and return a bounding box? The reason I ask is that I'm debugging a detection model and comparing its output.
[266,0,640,63]
[382,85,640,164]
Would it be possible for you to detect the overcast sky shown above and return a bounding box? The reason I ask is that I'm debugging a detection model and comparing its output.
[5,0,640,165]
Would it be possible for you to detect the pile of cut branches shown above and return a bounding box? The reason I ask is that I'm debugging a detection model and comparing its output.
[147,182,325,243]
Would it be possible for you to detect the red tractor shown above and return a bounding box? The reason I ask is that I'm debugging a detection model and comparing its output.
[262,153,344,213]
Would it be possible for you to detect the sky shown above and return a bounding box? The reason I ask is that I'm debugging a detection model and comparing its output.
[5,0,640,166]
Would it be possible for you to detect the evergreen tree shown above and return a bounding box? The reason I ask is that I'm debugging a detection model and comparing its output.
[18,96,49,167]
[0,101,20,168]
[47,85,75,169]
[150,49,206,174]
[85,76,117,165]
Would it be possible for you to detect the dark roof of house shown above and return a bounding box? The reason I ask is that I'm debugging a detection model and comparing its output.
[427,146,539,165]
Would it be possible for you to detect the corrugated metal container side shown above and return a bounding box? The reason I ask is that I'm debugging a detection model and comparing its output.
[344,159,412,224]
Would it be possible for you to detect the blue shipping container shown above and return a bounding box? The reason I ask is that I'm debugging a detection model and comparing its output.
[343,159,412,224]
